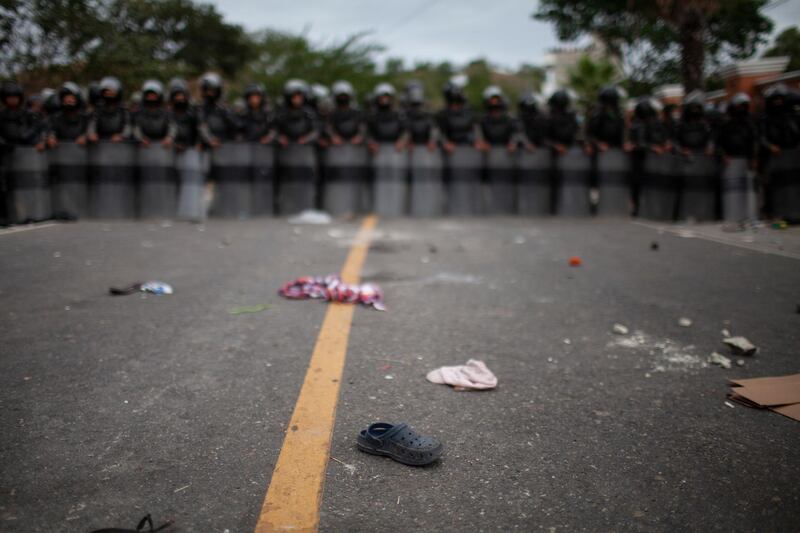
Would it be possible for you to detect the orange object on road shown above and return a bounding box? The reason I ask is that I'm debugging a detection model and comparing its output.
[568,256,582,267]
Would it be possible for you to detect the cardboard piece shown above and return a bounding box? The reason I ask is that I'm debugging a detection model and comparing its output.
[728,373,800,422]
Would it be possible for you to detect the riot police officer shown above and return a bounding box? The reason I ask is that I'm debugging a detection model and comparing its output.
[516,92,551,215]
[47,82,91,219]
[367,82,408,216]
[588,85,631,216]
[675,90,717,221]
[717,92,758,222]
[88,76,130,142]
[547,89,590,216]
[479,85,517,214]
[276,79,318,214]
[760,83,800,220]
[437,77,483,214]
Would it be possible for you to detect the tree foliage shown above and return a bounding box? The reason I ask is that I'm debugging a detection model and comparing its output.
[764,26,800,71]
[0,0,254,87]
[534,0,774,91]
[567,55,617,111]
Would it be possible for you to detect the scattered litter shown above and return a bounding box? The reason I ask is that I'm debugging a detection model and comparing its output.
[513,235,526,244]
[109,281,173,296]
[287,209,332,225]
[721,329,731,338]
[568,256,582,267]
[678,317,692,327]
[426,359,497,391]
[278,275,386,311]
[724,401,736,409]
[53,251,61,258]
[736,359,745,367]
[612,323,629,335]
[650,241,659,251]
[89,513,173,533]
[330,456,357,475]
[384,375,394,380]
[563,338,572,345]
[708,352,732,369]
[607,330,704,372]
[728,373,800,422]
[229,304,271,315]
[173,484,190,493]
[723,336,757,356]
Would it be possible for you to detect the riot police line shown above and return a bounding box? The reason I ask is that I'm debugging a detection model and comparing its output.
[1,74,798,225]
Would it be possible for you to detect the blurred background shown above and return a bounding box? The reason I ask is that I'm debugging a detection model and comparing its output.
[1,0,798,110]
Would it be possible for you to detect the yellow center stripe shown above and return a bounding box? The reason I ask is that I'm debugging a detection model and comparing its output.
[255,215,378,533]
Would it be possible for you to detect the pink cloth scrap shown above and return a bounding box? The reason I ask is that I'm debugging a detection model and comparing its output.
[278,275,386,311]
[426,359,497,391]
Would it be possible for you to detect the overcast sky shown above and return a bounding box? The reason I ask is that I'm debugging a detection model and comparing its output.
[210,0,800,70]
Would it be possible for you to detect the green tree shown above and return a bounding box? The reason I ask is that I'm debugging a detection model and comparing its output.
[567,55,617,112]
[534,0,773,92]
[244,29,384,105]
[1,0,254,91]
[764,26,800,71]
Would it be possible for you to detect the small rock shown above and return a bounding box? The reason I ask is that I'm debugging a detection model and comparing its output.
[678,317,692,327]
[708,352,732,369]
[736,359,745,367]
[612,323,629,335]
[721,329,731,338]
[723,336,757,356]
[563,338,571,345]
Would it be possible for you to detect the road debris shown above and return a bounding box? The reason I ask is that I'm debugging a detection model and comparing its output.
[568,256,582,267]
[708,352,732,369]
[278,275,386,311]
[330,456,357,475]
[612,323,629,335]
[728,373,800,422]
[723,336,757,356]
[678,317,692,327]
[109,281,173,296]
[426,359,497,391]
[650,241,659,251]
[287,209,332,225]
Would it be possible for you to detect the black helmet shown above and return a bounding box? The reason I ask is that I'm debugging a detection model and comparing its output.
[404,81,425,106]
[443,78,466,104]
[39,88,59,114]
[598,85,622,107]
[200,72,223,102]
[283,79,309,105]
[141,79,164,102]
[244,82,265,98]
[99,76,123,100]
[1,80,24,102]
[548,89,571,111]
[59,82,83,107]
[482,85,507,110]
[518,92,540,114]
[87,81,102,107]
[200,72,222,91]
[167,78,189,100]
[634,97,655,119]
[332,80,355,98]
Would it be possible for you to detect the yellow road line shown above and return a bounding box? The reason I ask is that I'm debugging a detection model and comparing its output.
[255,215,378,533]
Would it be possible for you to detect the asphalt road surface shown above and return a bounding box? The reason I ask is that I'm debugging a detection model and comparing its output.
[1,218,798,532]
